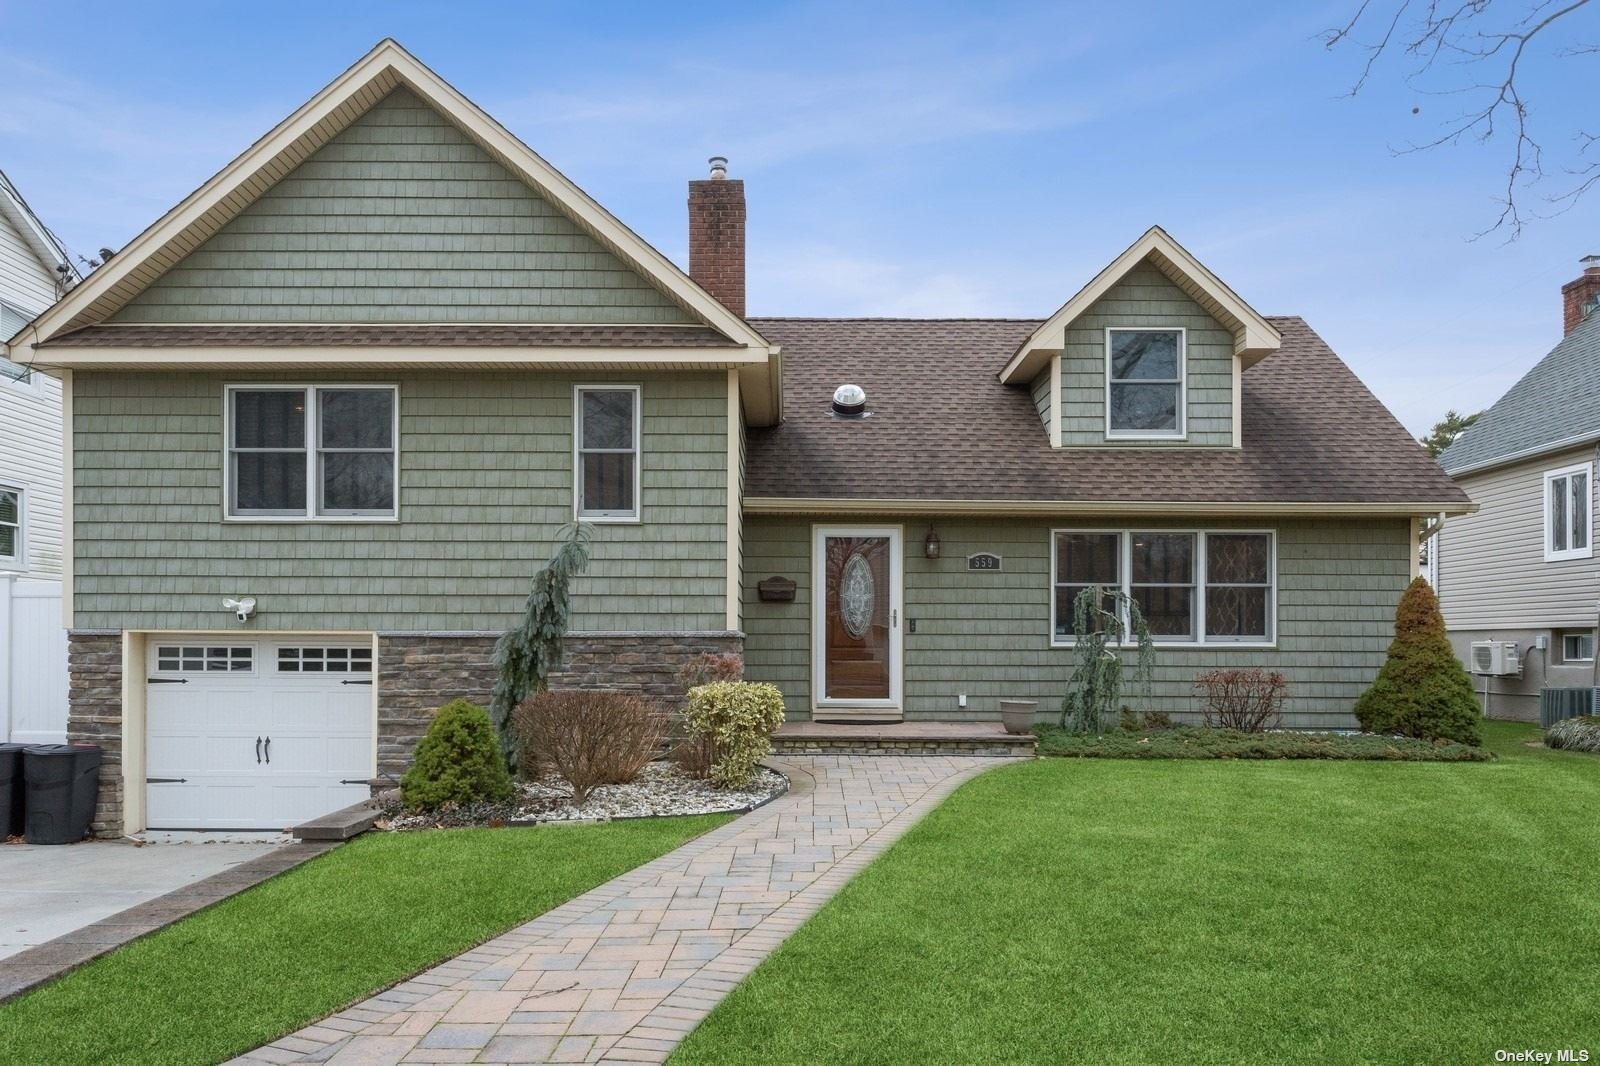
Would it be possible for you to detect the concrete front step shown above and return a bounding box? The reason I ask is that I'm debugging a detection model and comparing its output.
[771,721,1036,757]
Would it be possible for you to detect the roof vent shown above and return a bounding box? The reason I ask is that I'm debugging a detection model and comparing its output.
[831,383,867,418]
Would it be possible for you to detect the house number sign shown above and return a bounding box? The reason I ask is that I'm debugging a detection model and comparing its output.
[966,553,1003,571]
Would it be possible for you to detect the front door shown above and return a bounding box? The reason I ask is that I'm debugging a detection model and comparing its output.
[813,526,902,719]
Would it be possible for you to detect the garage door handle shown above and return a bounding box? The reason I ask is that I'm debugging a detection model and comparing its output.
[146,777,187,784]
[341,679,372,686]
[255,736,262,764]
[264,737,270,764]
[148,677,188,684]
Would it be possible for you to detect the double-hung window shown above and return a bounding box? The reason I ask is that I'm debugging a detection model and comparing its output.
[575,385,640,521]
[1545,462,1592,561]
[0,486,21,566]
[1052,529,1274,645]
[1106,328,1184,438]
[227,386,397,519]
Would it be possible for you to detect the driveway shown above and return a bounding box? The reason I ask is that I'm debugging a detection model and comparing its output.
[0,838,281,961]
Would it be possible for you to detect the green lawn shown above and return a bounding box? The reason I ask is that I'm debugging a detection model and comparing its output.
[673,722,1600,1065]
[0,816,731,1066]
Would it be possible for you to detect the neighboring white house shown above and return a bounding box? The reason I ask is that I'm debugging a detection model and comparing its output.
[0,169,74,744]
[1434,257,1600,722]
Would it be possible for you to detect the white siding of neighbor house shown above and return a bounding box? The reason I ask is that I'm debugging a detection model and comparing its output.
[0,208,65,577]
[1437,443,1600,631]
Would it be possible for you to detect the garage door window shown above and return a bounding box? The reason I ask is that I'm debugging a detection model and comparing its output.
[277,646,372,673]
[155,645,254,673]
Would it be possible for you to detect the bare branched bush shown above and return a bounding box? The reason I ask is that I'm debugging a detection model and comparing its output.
[1193,669,1289,733]
[513,690,666,805]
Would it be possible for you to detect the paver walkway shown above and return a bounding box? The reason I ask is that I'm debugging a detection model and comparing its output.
[237,755,1019,1065]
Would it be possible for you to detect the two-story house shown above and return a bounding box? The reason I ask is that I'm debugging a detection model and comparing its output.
[1435,260,1600,721]
[4,41,1469,837]
[1,168,75,745]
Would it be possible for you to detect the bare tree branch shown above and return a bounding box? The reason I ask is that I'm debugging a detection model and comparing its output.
[1323,0,1597,239]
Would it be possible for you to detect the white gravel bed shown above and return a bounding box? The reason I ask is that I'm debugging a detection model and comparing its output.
[377,761,787,830]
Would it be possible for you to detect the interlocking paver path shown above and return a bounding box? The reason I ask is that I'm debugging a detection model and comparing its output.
[235,755,1018,1065]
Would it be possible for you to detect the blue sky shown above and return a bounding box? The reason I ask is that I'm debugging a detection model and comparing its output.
[1,0,1592,434]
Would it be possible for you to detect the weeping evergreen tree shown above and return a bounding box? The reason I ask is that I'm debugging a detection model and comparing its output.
[491,523,593,772]
[1060,585,1155,733]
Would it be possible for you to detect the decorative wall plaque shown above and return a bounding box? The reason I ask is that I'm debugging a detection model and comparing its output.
[757,576,797,602]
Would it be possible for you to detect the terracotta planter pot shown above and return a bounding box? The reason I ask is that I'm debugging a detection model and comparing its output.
[998,699,1038,735]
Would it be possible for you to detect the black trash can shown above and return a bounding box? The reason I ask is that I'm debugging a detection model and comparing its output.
[22,744,102,845]
[0,743,26,838]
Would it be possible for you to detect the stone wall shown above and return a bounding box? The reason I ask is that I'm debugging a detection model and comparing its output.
[65,632,123,839]
[376,632,743,785]
[68,630,743,834]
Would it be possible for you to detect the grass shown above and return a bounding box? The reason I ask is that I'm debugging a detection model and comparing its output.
[673,721,1600,1065]
[1033,724,1493,761]
[0,815,731,1066]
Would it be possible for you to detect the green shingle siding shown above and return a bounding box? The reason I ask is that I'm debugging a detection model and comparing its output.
[1030,364,1053,440]
[1058,261,1235,447]
[741,515,1409,729]
[73,370,729,632]
[111,88,693,325]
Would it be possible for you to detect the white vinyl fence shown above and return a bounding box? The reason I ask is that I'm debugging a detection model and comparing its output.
[0,575,68,744]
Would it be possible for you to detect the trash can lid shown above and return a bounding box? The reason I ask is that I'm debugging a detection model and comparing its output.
[23,744,75,756]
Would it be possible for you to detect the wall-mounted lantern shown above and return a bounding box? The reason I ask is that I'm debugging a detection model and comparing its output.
[923,526,941,560]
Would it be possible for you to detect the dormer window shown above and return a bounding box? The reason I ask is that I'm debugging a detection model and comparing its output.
[1106,328,1184,439]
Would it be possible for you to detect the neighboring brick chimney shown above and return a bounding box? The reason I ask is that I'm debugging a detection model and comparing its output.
[688,156,746,318]
[1561,254,1600,334]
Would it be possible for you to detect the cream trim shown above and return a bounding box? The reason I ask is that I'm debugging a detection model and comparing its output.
[745,497,1478,517]
[726,369,742,632]
[1001,225,1280,385]
[122,631,147,836]
[60,369,73,627]
[1231,362,1243,448]
[23,40,768,353]
[22,344,770,373]
[1048,355,1062,447]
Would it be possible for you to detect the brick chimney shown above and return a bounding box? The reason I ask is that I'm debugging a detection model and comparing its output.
[688,156,746,318]
[1561,254,1600,334]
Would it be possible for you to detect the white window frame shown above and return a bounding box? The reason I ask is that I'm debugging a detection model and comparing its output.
[0,483,23,570]
[1543,461,1593,562]
[1105,326,1186,441]
[573,384,642,523]
[1050,528,1276,648]
[1561,632,1595,664]
[1,299,41,391]
[223,384,399,522]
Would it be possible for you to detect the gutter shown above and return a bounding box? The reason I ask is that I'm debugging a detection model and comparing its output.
[1442,430,1600,478]
[743,497,1478,517]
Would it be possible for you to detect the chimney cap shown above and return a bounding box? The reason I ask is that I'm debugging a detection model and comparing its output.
[1583,254,1600,271]
[708,156,728,179]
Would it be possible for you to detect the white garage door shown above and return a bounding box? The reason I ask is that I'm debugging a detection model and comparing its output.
[146,640,374,830]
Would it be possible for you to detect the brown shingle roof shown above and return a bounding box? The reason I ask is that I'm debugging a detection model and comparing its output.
[42,323,740,348]
[744,316,1469,508]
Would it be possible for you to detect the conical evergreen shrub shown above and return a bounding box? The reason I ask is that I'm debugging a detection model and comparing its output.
[1353,576,1482,745]
[400,698,514,810]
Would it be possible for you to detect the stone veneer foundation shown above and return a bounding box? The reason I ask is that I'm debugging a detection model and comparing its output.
[68,630,742,837]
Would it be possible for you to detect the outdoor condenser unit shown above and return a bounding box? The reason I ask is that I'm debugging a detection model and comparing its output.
[1469,640,1521,677]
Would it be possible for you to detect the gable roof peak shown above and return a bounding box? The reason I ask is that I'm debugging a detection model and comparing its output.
[999,225,1281,385]
[19,38,770,356]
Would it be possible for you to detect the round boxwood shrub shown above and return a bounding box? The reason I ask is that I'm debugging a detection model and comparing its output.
[400,698,514,810]
[683,681,786,789]
[1354,576,1482,746]
[1546,715,1600,753]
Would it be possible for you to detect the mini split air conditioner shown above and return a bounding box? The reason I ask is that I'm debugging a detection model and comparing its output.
[1470,640,1521,677]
